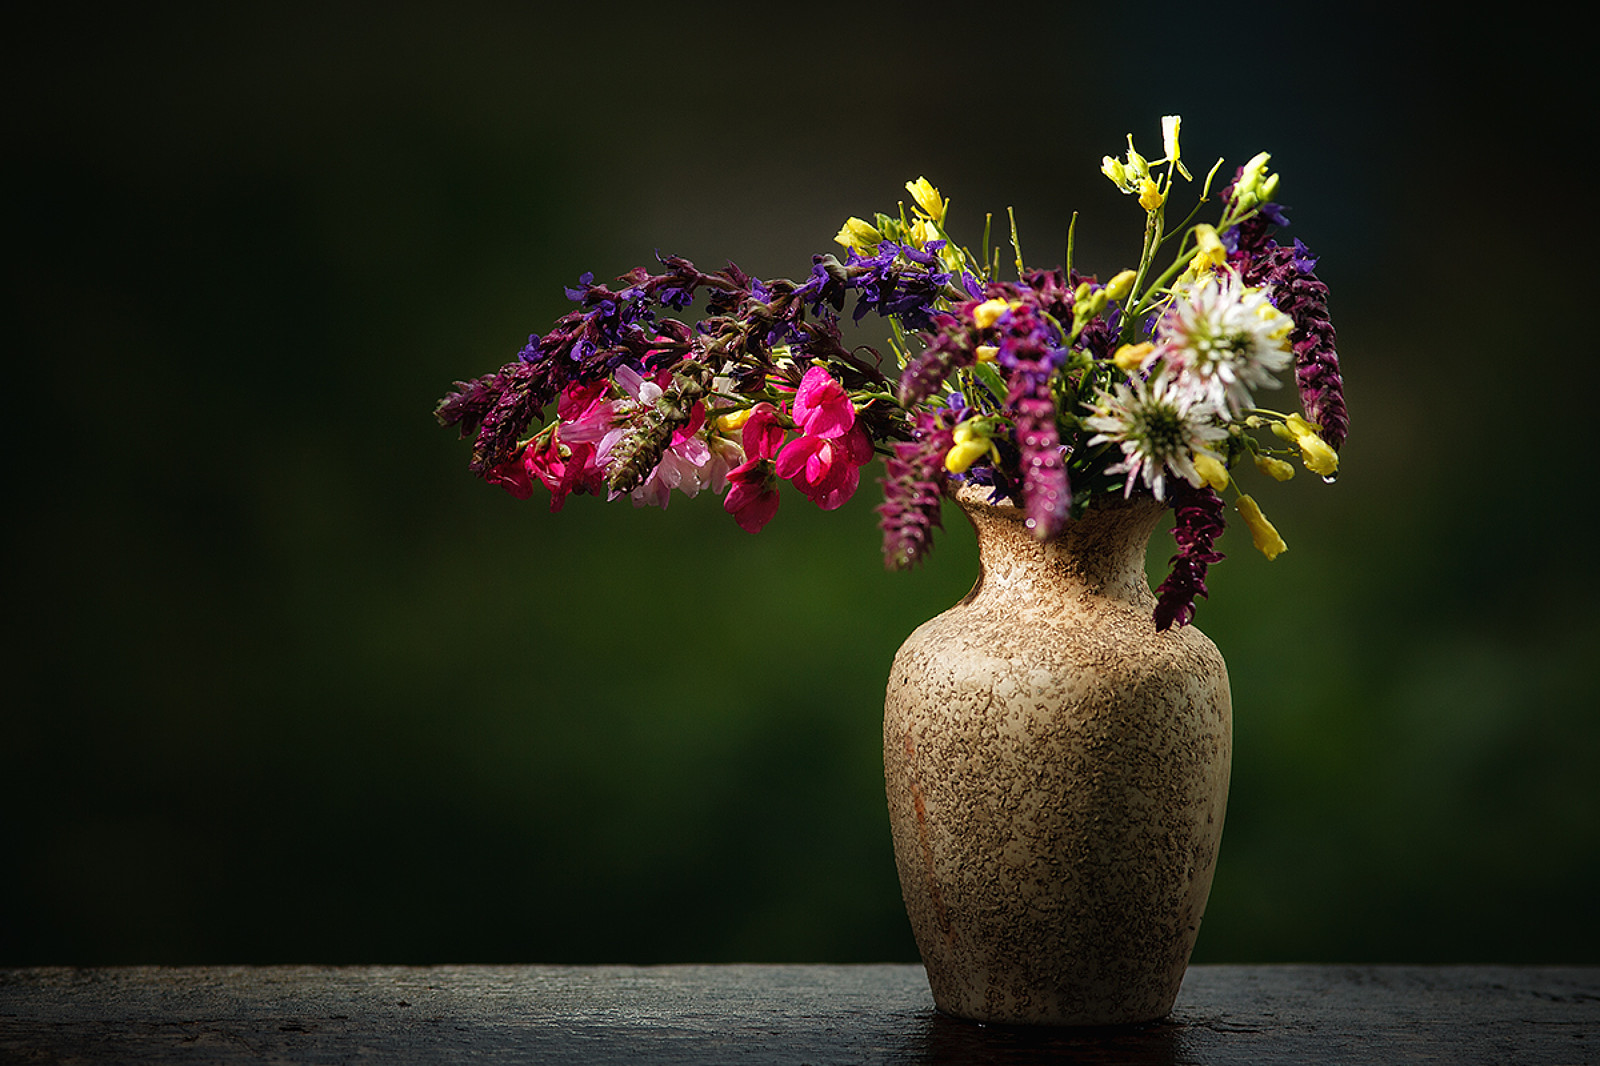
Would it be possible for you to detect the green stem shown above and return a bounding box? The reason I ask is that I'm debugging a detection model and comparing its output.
[1065,211,1078,279]
[1008,206,1025,279]
[1120,205,1164,345]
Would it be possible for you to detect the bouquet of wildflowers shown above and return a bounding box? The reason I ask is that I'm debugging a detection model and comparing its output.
[436,117,1346,630]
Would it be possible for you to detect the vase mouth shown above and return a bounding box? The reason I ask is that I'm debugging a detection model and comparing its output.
[952,482,1165,524]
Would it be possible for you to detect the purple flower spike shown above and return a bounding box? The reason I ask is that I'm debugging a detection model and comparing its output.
[1153,480,1227,631]
[897,309,981,407]
[996,304,1071,539]
[878,411,954,569]
[1227,194,1348,452]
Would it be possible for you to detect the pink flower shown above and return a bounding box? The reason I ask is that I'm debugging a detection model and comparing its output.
[790,365,856,438]
[723,403,784,533]
[776,420,874,510]
[485,445,538,500]
[556,380,608,423]
[740,402,787,460]
[523,435,605,513]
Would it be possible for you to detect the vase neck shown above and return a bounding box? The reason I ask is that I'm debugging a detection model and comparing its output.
[958,489,1166,612]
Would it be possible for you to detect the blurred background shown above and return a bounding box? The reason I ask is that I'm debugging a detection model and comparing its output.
[5,2,1595,966]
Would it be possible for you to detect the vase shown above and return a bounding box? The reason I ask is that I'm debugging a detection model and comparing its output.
[883,485,1232,1026]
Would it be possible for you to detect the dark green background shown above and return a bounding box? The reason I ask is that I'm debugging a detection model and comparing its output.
[6,4,1595,965]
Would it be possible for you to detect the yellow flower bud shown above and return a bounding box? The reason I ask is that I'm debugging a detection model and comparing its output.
[1138,179,1165,211]
[909,218,940,249]
[1236,495,1287,561]
[1192,452,1230,491]
[1282,413,1315,437]
[1253,454,1296,482]
[834,217,882,253]
[1103,268,1138,302]
[975,344,999,363]
[1112,342,1155,372]
[1235,151,1273,207]
[972,298,1011,330]
[944,438,991,474]
[905,177,946,224]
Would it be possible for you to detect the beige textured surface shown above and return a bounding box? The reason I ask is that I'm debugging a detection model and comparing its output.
[884,488,1232,1025]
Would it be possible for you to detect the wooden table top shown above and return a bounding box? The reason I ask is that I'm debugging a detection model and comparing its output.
[2,963,1596,1064]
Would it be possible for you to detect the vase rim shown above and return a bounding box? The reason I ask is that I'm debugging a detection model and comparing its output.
[952,482,1166,523]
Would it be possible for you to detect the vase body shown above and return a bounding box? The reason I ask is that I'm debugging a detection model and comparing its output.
[883,487,1231,1026]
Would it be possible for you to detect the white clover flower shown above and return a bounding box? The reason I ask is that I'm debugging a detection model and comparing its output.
[1157,271,1294,415]
[1086,371,1229,501]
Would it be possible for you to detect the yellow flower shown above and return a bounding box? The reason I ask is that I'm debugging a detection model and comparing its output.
[1192,453,1230,491]
[1160,114,1192,181]
[1102,140,1151,195]
[972,298,1011,329]
[1298,435,1339,477]
[1253,454,1296,482]
[944,421,992,474]
[1236,494,1287,560]
[905,177,946,224]
[834,217,882,254]
[1101,155,1130,190]
[1283,414,1339,476]
[975,344,999,363]
[944,439,989,474]
[1112,342,1154,372]
[716,408,753,433]
[1138,179,1165,211]
[909,218,940,249]
[1255,299,1295,342]
[1193,224,1227,271]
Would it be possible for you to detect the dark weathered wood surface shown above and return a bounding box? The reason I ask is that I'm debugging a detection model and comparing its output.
[1,964,1595,1064]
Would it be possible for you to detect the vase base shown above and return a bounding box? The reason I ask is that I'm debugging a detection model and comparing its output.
[920,940,1188,1027]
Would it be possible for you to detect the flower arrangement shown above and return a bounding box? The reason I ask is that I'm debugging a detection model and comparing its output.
[435,117,1345,631]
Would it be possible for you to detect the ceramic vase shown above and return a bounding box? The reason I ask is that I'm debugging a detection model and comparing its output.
[883,485,1232,1026]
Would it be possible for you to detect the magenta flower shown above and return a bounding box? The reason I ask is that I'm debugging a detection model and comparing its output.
[522,436,605,513]
[723,403,785,533]
[740,402,787,460]
[485,445,538,500]
[776,421,874,510]
[790,365,856,438]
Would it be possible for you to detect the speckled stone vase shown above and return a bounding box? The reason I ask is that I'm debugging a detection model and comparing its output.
[883,486,1232,1026]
